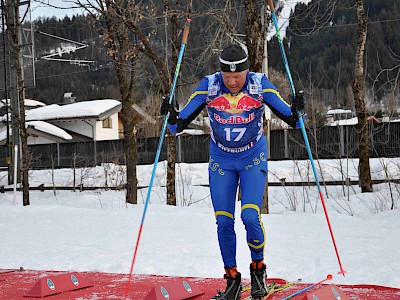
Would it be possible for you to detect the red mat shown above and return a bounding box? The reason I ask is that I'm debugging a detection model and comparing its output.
[1,269,399,299]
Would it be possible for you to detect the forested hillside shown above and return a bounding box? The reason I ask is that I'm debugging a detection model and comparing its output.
[25,15,119,104]
[269,0,400,114]
[12,0,400,118]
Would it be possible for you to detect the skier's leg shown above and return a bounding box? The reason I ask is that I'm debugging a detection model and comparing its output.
[239,150,268,298]
[239,150,267,262]
[209,160,239,268]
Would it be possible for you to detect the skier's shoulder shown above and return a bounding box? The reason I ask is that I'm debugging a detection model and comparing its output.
[248,71,267,83]
[195,73,219,92]
[205,72,222,84]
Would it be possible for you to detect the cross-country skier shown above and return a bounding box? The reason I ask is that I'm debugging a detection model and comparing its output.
[161,44,305,300]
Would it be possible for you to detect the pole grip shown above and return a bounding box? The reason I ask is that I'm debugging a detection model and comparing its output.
[268,0,275,13]
[182,19,191,45]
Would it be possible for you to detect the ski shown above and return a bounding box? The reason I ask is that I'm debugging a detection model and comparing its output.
[211,278,301,300]
[265,282,277,299]
[242,278,302,300]
[241,281,275,298]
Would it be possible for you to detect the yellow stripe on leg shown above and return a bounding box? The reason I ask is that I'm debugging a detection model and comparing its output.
[215,211,234,219]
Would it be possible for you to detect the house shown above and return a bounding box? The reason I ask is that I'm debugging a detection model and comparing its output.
[325,108,355,125]
[0,98,161,145]
[0,99,122,145]
[26,99,122,144]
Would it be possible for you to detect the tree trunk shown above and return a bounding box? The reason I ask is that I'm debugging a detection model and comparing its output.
[167,134,176,205]
[245,0,265,73]
[7,2,30,205]
[17,52,30,206]
[122,102,138,205]
[109,22,138,204]
[353,0,373,193]
[245,0,269,213]
[165,8,179,206]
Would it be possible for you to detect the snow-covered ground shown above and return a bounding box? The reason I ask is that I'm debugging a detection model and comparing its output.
[0,158,399,289]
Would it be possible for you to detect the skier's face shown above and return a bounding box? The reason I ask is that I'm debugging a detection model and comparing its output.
[221,70,248,94]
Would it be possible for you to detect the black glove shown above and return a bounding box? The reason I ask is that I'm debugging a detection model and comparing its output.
[160,95,179,124]
[290,91,305,118]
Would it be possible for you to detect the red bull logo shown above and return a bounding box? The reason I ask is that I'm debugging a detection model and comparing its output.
[236,95,262,111]
[214,112,255,124]
[207,93,262,113]
[207,95,232,111]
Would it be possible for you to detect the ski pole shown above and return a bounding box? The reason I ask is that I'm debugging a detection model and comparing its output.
[123,19,191,299]
[267,0,346,276]
[281,274,332,300]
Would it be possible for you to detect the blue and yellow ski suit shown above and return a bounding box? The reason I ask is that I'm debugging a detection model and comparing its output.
[168,71,300,268]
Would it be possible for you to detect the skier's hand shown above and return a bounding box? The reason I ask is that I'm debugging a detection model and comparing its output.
[290,91,305,118]
[160,95,169,115]
[160,95,179,124]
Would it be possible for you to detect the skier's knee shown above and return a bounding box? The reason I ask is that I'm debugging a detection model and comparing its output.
[240,205,260,226]
[216,214,234,233]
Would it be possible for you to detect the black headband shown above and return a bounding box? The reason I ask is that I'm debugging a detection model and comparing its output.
[219,44,249,72]
[219,57,249,72]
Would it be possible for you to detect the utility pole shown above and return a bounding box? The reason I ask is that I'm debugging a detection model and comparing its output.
[1,0,10,182]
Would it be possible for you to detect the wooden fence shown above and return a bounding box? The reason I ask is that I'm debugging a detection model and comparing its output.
[1,123,400,169]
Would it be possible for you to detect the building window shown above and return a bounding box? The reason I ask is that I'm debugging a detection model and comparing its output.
[102,117,112,128]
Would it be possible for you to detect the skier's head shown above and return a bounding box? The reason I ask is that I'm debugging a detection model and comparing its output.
[220,44,249,94]
[219,44,249,73]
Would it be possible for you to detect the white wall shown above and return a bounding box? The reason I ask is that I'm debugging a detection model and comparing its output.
[52,114,119,141]
[55,119,95,138]
[95,113,119,141]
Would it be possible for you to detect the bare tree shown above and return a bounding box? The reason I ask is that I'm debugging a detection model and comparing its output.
[75,0,145,204]
[245,0,266,72]
[74,0,194,205]
[353,0,372,192]
[371,47,400,118]
[5,0,31,205]
[284,0,373,191]
[164,0,179,206]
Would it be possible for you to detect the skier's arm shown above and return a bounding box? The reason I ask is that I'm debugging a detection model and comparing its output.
[162,78,208,134]
[261,76,305,128]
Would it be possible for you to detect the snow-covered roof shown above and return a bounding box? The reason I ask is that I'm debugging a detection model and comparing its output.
[330,117,358,126]
[326,108,353,115]
[25,99,47,107]
[0,121,72,144]
[177,129,206,136]
[26,99,121,122]
[27,121,72,141]
[0,98,46,109]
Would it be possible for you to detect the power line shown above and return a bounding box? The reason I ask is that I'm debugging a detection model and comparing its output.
[287,17,400,32]
[34,64,113,80]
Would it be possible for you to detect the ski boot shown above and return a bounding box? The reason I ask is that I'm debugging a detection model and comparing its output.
[250,261,268,299]
[211,267,242,300]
